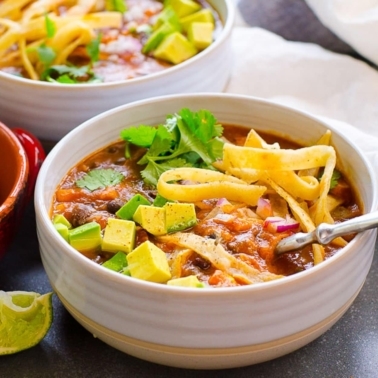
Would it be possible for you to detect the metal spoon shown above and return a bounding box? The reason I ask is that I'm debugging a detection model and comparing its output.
[275,210,378,255]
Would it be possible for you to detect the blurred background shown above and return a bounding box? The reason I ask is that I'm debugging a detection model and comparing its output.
[236,0,359,57]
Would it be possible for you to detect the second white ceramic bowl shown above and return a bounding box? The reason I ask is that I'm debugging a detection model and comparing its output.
[0,0,234,142]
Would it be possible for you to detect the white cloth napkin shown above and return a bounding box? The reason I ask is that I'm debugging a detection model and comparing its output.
[223,26,378,189]
[304,0,378,67]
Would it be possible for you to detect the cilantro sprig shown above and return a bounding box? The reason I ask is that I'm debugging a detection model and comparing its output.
[329,169,342,190]
[86,34,102,63]
[120,108,224,186]
[37,12,103,84]
[44,13,56,38]
[318,168,341,191]
[35,14,57,67]
[41,65,101,83]
[105,0,127,13]
[76,169,124,191]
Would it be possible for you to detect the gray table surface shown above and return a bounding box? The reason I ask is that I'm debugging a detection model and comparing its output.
[1,1,378,377]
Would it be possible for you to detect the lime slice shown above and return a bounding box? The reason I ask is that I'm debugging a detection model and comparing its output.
[0,291,53,355]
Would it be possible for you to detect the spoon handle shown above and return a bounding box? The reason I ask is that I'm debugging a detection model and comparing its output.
[275,210,378,255]
[316,210,378,244]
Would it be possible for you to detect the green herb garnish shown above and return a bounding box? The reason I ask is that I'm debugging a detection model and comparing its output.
[76,169,124,191]
[34,14,57,68]
[36,45,56,67]
[41,64,102,83]
[330,169,342,190]
[44,13,56,38]
[120,108,224,186]
[318,168,341,191]
[105,0,127,13]
[86,34,101,63]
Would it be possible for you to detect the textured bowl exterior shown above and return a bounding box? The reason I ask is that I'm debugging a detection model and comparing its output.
[0,0,234,141]
[35,94,378,368]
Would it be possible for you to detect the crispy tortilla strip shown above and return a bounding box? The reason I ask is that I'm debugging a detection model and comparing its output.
[309,147,337,226]
[299,130,332,178]
[0,19,21,59]
[223,144,335,171]
[244,129,280,149]
[159,233,282,284]
[157,168,267,206]
[47,21,94,64]
[312,244,325,265]
[222,166,263,184]
[19,37,39,80]
[167,248,193,279]
[0,0,34,19]
[66,0,97,16]
[327,194,344,212]
[22,12,122,41]
[262,175,315,233]
[262,174,328,264]
[268,170,320,201]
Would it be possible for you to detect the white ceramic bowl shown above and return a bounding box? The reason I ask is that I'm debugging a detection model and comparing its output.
[0,0,234,142]
[35,93,378,369]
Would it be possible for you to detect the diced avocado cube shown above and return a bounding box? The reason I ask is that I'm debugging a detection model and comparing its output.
[69,221,102,251]
[142,22,177,54]
[169,0,201,18]
[102,218,136,253]
[167,275,205,288]
[180,9,214,32]
[54,223,69,242]
[53,214,72,229]
[133,205,166,236]
[187,21,213,50]
[116,194,151,220]
[153,32,197,64]
[102,251,127,272]
[127,241,171,283]
[164,202,197,233]
[153,5,182,31]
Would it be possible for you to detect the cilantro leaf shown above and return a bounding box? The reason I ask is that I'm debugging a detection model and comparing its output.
[120,125,157,147]
[76,169,124,191]
[86,34,101,63]
[120,108,225,186]
[105,0,127,13]
[141,158,191,186]
[167,116,215,164]
[138,125,174,165]
[37,45,56,66]
[207,137,225,161]
[318,168,342,191]
[44,13,56,38]
[330,169,342,190]
[55,74,76,84]
[179,108,222,143]
[41,64,102,83]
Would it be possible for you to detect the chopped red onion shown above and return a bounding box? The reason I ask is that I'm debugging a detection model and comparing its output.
[263,216,299,233]
[256,197,273,219]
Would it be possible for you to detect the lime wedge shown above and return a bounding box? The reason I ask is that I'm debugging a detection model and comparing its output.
[0,291,53,355]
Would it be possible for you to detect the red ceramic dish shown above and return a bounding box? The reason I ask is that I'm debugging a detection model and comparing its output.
[0,123,45,259]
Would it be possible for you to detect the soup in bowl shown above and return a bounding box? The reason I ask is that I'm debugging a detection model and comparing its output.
[0,0,234,141]
[35,94,378,369]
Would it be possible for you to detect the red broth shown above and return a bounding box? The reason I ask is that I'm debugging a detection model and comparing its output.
[50,125,361,287]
